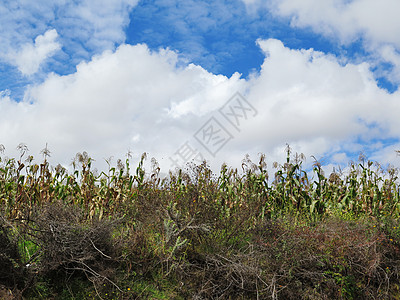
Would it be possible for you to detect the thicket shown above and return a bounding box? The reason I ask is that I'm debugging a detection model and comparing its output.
[0,143,400,299]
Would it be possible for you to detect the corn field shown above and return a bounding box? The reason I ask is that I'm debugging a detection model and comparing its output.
[1,143,400,299]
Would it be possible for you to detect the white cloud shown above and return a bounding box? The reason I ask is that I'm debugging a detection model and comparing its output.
[223,38,400,170]
[61,0,138,51]
[9,29,61,75]
[242,0,400,85]
[1,39,400,175]
[379,45,400,84]
[331,152,350,164]
[0,0,138,71]
[262,0,400,47]
[0,44,244,171]
[241,0,262,12]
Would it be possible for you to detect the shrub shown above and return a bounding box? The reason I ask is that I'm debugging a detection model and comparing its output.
[0,215,25,291]
[28,202,122,297]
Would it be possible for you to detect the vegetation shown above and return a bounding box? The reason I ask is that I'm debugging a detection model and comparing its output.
[1,143,400,299]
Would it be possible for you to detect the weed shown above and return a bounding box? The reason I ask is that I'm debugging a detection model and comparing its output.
[0,145,400,298]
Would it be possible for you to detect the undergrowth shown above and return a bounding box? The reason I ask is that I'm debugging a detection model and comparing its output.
[0,144,399,299]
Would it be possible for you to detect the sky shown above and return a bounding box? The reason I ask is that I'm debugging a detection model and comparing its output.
[1,0,400,176]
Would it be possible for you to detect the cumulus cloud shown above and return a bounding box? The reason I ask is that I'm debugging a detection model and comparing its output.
[0,44,245,171]
[1,39,399,174]
[242,39,400,167]
[8,29,61,75]
[242,0,400,86]
[255,0,400,47]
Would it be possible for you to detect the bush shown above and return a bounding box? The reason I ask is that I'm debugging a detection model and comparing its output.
[28,202,122,297]
[0,216,25,292]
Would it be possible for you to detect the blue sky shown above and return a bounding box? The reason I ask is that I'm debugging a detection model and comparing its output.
[1,0,400,173]
[126,0,370,82]
[2,0,389,95]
